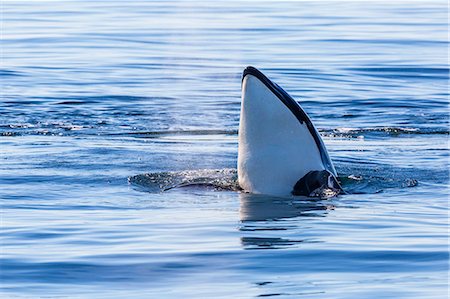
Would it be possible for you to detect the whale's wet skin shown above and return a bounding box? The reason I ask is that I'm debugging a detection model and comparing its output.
[1,1,448,299]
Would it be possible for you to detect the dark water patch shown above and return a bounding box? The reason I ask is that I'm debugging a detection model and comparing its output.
[112,129,238,138]
[9,232,67,240]
[56,100,95,105]
[241,237,307,250]
[25,66,73,71]
[3,99,46,105]
[0,69,25,77]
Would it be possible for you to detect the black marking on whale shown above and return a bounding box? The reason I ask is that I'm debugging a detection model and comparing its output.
[292,170,342,198]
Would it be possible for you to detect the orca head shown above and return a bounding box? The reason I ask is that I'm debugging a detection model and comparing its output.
[237,66,340,197]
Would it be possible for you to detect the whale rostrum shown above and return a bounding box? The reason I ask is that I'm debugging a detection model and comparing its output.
[237,66,342,198]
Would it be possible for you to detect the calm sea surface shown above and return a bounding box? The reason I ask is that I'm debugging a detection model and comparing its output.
[1,1,448,298]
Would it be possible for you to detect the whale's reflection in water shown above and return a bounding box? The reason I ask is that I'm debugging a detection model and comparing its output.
[239,193,335,250]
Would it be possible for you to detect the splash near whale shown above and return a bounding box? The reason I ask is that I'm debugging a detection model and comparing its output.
[238,66,342,197]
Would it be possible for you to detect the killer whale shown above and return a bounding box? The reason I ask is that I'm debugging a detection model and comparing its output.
[237,66,342,197]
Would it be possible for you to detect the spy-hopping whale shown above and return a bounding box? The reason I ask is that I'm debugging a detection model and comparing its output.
[238,66,342,197]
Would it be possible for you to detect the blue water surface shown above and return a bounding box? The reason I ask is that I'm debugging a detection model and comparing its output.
[1,1,449,298]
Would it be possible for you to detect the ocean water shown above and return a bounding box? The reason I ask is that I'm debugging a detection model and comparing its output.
[1,1,448,298]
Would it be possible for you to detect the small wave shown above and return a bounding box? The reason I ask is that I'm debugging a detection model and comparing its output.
[113,129,238,138]
[51,95,149,105]
[0,121,92,137]
[345,66,449,80]
[340,175,419,195]
[321,127,449,138]
[3,123,447,139]
[128,169,240,192]
[1,131,20,136]
[0,124,238,138]
[337,162,449,194]
[0,69,25,77]
[129,166,431,195]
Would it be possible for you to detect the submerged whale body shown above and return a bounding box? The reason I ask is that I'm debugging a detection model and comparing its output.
[238,66,342,198]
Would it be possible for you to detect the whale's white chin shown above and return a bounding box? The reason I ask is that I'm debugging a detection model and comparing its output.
[237,66,339,197]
